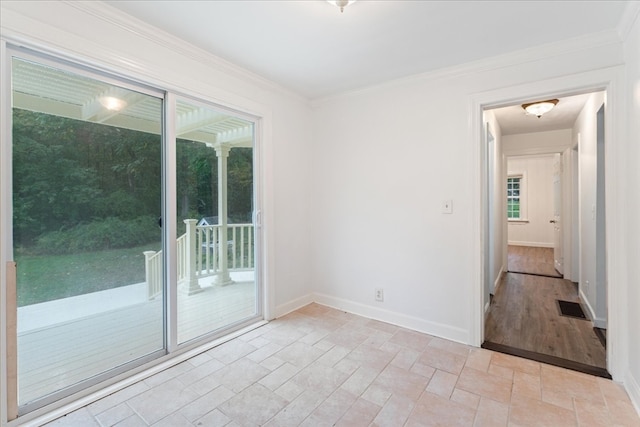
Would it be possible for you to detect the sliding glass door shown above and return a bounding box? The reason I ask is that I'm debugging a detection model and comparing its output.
[11,55,165,410]
[4,48,262,416]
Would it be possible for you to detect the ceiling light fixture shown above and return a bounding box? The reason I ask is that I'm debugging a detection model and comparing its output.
[327,0,356,13]
[522,99,559,118]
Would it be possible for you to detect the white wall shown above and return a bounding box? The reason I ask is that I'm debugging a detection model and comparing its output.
[572,92,605,325]
[310,11,636,406]
[311,28,625,345]
[623,7,640,413]
[506,154,556,247]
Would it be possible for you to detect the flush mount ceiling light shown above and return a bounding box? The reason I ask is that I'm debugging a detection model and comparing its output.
[522,99,559,118]
[99,96,127,111]
[327,0,356,13]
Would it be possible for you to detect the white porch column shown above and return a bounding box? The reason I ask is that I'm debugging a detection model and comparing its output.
[214,144,233,285]
[183,218,203,294]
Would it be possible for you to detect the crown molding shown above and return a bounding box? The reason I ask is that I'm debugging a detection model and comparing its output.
[618,0,640,41]
[62,1,308,105]
[312,29,623,107]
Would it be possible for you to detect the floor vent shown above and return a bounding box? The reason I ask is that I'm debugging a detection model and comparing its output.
[557,300,587,320]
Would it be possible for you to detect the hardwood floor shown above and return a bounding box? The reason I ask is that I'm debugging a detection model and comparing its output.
[485,272,606,371]
[507,245,562,277]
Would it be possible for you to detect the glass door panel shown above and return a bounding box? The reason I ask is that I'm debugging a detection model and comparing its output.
[11,57,165,408]
[175,99,257,344]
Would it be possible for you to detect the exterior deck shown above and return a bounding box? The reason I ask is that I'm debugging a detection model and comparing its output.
[17,272,256,406]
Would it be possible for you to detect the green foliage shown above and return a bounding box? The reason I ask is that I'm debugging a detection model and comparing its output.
[13,109,162,249]
[33,216,160,254]
[12,109,254,255]
[228,148,254,221]
[176,141,254,223]
[12,131,102,243]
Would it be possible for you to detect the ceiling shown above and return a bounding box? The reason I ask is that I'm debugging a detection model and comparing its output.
[491,92,595,136]
[104,0,629,101]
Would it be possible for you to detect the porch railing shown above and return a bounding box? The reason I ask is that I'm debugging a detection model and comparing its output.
[145,219,255,299]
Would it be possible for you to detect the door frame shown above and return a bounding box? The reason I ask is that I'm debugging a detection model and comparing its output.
[470,66,626,380]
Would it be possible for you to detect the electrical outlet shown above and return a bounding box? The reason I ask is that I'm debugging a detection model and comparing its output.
[442,199,453,214]
[375,288,384,302]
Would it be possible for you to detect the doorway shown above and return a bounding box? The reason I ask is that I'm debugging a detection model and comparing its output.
[481,91,609,377]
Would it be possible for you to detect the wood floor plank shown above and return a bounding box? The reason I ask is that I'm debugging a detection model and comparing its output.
[507,245,562,277]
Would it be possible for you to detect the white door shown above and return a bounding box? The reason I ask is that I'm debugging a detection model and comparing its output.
[552,154,563,274]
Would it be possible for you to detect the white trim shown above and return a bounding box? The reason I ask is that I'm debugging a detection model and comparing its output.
[313,293,470,345]
[625,369,640,417]
[503,145,573,157]
[493,266,504,294]
[0,39,11,427]
[471,66,627,384]
[593,318,607,329]
[274,294,315,319]
[313,29,622,106]
[579,288,607,329]
[257,115,275,322]
[507,241,554,248]
[164,93,178,353]
[618,1,640,42]
[599,70,626,383]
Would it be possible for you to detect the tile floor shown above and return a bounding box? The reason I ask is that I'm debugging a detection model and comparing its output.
[44,303,639,427]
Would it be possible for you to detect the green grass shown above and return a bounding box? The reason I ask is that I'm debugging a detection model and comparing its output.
[15,243,160,307]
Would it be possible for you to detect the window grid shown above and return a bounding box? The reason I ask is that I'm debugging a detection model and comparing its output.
[507,177,521,219]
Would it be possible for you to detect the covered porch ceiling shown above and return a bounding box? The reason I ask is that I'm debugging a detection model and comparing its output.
[12,57,253,148]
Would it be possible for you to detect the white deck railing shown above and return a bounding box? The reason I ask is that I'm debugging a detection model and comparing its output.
[143,250,163,299]
[145,220,254,299]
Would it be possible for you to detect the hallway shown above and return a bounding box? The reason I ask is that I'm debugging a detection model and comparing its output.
[485,247,606,375]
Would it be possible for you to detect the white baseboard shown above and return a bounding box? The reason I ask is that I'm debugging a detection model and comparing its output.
[493,266,504,293]
[579,287,595,318]
[274,293,314,318]
[625,370,640,418]
[593,318,607,329]
[578,288,607,329]
[508,241,554,248]
[312,292,469,345]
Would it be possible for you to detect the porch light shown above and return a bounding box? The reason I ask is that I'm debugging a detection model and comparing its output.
[522,99,559,118]
[327,0,356,13]
[99,96,127,111]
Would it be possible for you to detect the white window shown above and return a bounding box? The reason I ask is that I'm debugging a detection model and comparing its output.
[507,173,527,221]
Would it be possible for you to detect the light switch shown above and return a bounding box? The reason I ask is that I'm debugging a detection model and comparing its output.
[442,199,453,214]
